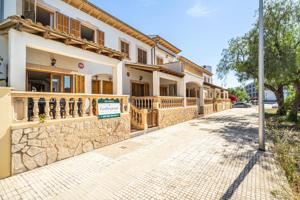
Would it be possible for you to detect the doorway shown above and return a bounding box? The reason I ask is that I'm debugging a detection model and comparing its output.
[131,82,149,97]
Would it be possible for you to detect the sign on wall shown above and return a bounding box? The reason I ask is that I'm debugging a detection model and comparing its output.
[98,99,121,119]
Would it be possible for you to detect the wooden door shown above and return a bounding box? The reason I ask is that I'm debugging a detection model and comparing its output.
[160,86,168,96]
[92,80,100,94]
[75,75,85,93]
[102,81,113,94]
[131,82,149,97]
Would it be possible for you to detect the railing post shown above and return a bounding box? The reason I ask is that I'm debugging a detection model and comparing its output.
[153,97,160,109]
[142,109,148,130]
[82,98,86,117]
[44,97,50,120]
[73,98,78,118]
[33,97,39,121]
[65,98,70,118]
[55,98,61,120]
[89,98,93,116]
[23,98,28,122]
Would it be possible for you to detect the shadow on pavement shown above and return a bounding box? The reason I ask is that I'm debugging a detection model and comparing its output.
[219,150,264,200]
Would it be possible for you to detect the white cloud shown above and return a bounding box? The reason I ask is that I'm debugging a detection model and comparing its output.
[186,2,211,18]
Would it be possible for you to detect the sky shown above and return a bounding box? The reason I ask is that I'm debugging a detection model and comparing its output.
[90,0,259,88]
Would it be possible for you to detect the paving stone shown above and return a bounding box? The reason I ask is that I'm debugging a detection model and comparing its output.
[0,108,293,200]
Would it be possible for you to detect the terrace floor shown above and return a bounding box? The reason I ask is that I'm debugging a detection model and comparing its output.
[0,108,293,200]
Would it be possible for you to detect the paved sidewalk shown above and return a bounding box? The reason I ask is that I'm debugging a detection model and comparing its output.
[0,108,293,200]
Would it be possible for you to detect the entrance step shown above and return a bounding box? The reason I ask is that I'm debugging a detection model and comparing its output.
[130,127,159,138]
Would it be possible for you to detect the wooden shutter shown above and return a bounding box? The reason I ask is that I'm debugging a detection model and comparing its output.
[138,49,147,64]
[70,18,81,38]
[138,49,142,63]
[56,12,69,34]
[75,75,85,93]
[97,30,105,46]
[157,57,163,65]
[23,0,36,21]
[102,81,113,94]
[121,41,130,58]
[144,83,149,96]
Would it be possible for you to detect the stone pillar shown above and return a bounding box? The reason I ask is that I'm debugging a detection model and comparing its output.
[8,29,26,91]
[153,71,160,96]
[0,87,13,178]
[85,75,92,94]
[113,61,123,95]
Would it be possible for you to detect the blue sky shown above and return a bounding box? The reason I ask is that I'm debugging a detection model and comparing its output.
[90,0,258,88]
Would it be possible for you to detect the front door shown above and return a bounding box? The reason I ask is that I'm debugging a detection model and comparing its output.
[131,82,149,97]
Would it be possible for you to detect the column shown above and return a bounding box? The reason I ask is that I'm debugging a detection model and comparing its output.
[113,61,123,95]
[153,71,160,96]
[200,87,204,106]
[8,29,26,91]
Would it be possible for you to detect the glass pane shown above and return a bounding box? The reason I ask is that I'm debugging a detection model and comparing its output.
[64,75,72,93]
[52,75,61,92]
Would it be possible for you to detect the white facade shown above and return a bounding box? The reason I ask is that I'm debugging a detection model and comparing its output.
[0,0,223,106]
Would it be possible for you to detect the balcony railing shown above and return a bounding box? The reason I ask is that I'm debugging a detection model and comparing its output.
[11,91,129,123]
[131,96,185,110]
[186,97,197,106]
[158,97,184,109]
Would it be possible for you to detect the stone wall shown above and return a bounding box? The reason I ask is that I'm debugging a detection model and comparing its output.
[11,114,130,175]
[158,106,198,128]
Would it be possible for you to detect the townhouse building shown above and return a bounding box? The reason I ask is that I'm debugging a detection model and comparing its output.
[0,0,231,178]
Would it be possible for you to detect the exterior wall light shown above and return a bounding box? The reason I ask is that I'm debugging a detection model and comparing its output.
[51,58,56,67]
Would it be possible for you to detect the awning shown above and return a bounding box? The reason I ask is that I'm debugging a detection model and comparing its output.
[26,63,75,75]
[125,63,185,78]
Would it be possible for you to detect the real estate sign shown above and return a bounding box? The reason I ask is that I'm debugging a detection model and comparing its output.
[98,98,121,119]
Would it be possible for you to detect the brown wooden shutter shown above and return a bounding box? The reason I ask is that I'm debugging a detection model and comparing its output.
[63,15,70,34]
[144,83,149,96]
[70,18,81,38]
[23,0,36,21]
[56,12,69,34]
[97,30,105,46]
[121,41,130,58]
[75,75,85,93]
[102,81,113,94]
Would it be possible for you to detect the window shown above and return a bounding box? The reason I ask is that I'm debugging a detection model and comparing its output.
[97,30,105,46]
[63,75,72,93]
[0,0,4,21]
[156,57,164,65]
[56,12,69,33]
[81,25,95,42]
[121,41,130,58]
[36,6,54,27]
[70,18,81,38]
[138,48,147,64]
[23,0,36,21]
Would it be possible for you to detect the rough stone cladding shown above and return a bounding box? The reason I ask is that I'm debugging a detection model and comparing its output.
[158,107,198,128]
[11,114,130,175]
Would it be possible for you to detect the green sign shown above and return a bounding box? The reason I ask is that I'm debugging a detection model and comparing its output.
[98,98,121,119]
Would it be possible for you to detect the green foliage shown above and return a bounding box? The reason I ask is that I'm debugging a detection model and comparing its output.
[38,114,46,123]
[285,86,296,110]
[228,87,250,102]
[217,0,300,116]
[266,117,300,197]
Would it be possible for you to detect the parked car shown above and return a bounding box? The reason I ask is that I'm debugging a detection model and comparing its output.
[232,102,252,108]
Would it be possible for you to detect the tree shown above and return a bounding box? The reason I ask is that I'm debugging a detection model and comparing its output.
[228,87,250,102]
[217,0,300,120]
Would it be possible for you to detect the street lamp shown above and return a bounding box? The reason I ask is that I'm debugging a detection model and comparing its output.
[258,0,265,151]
